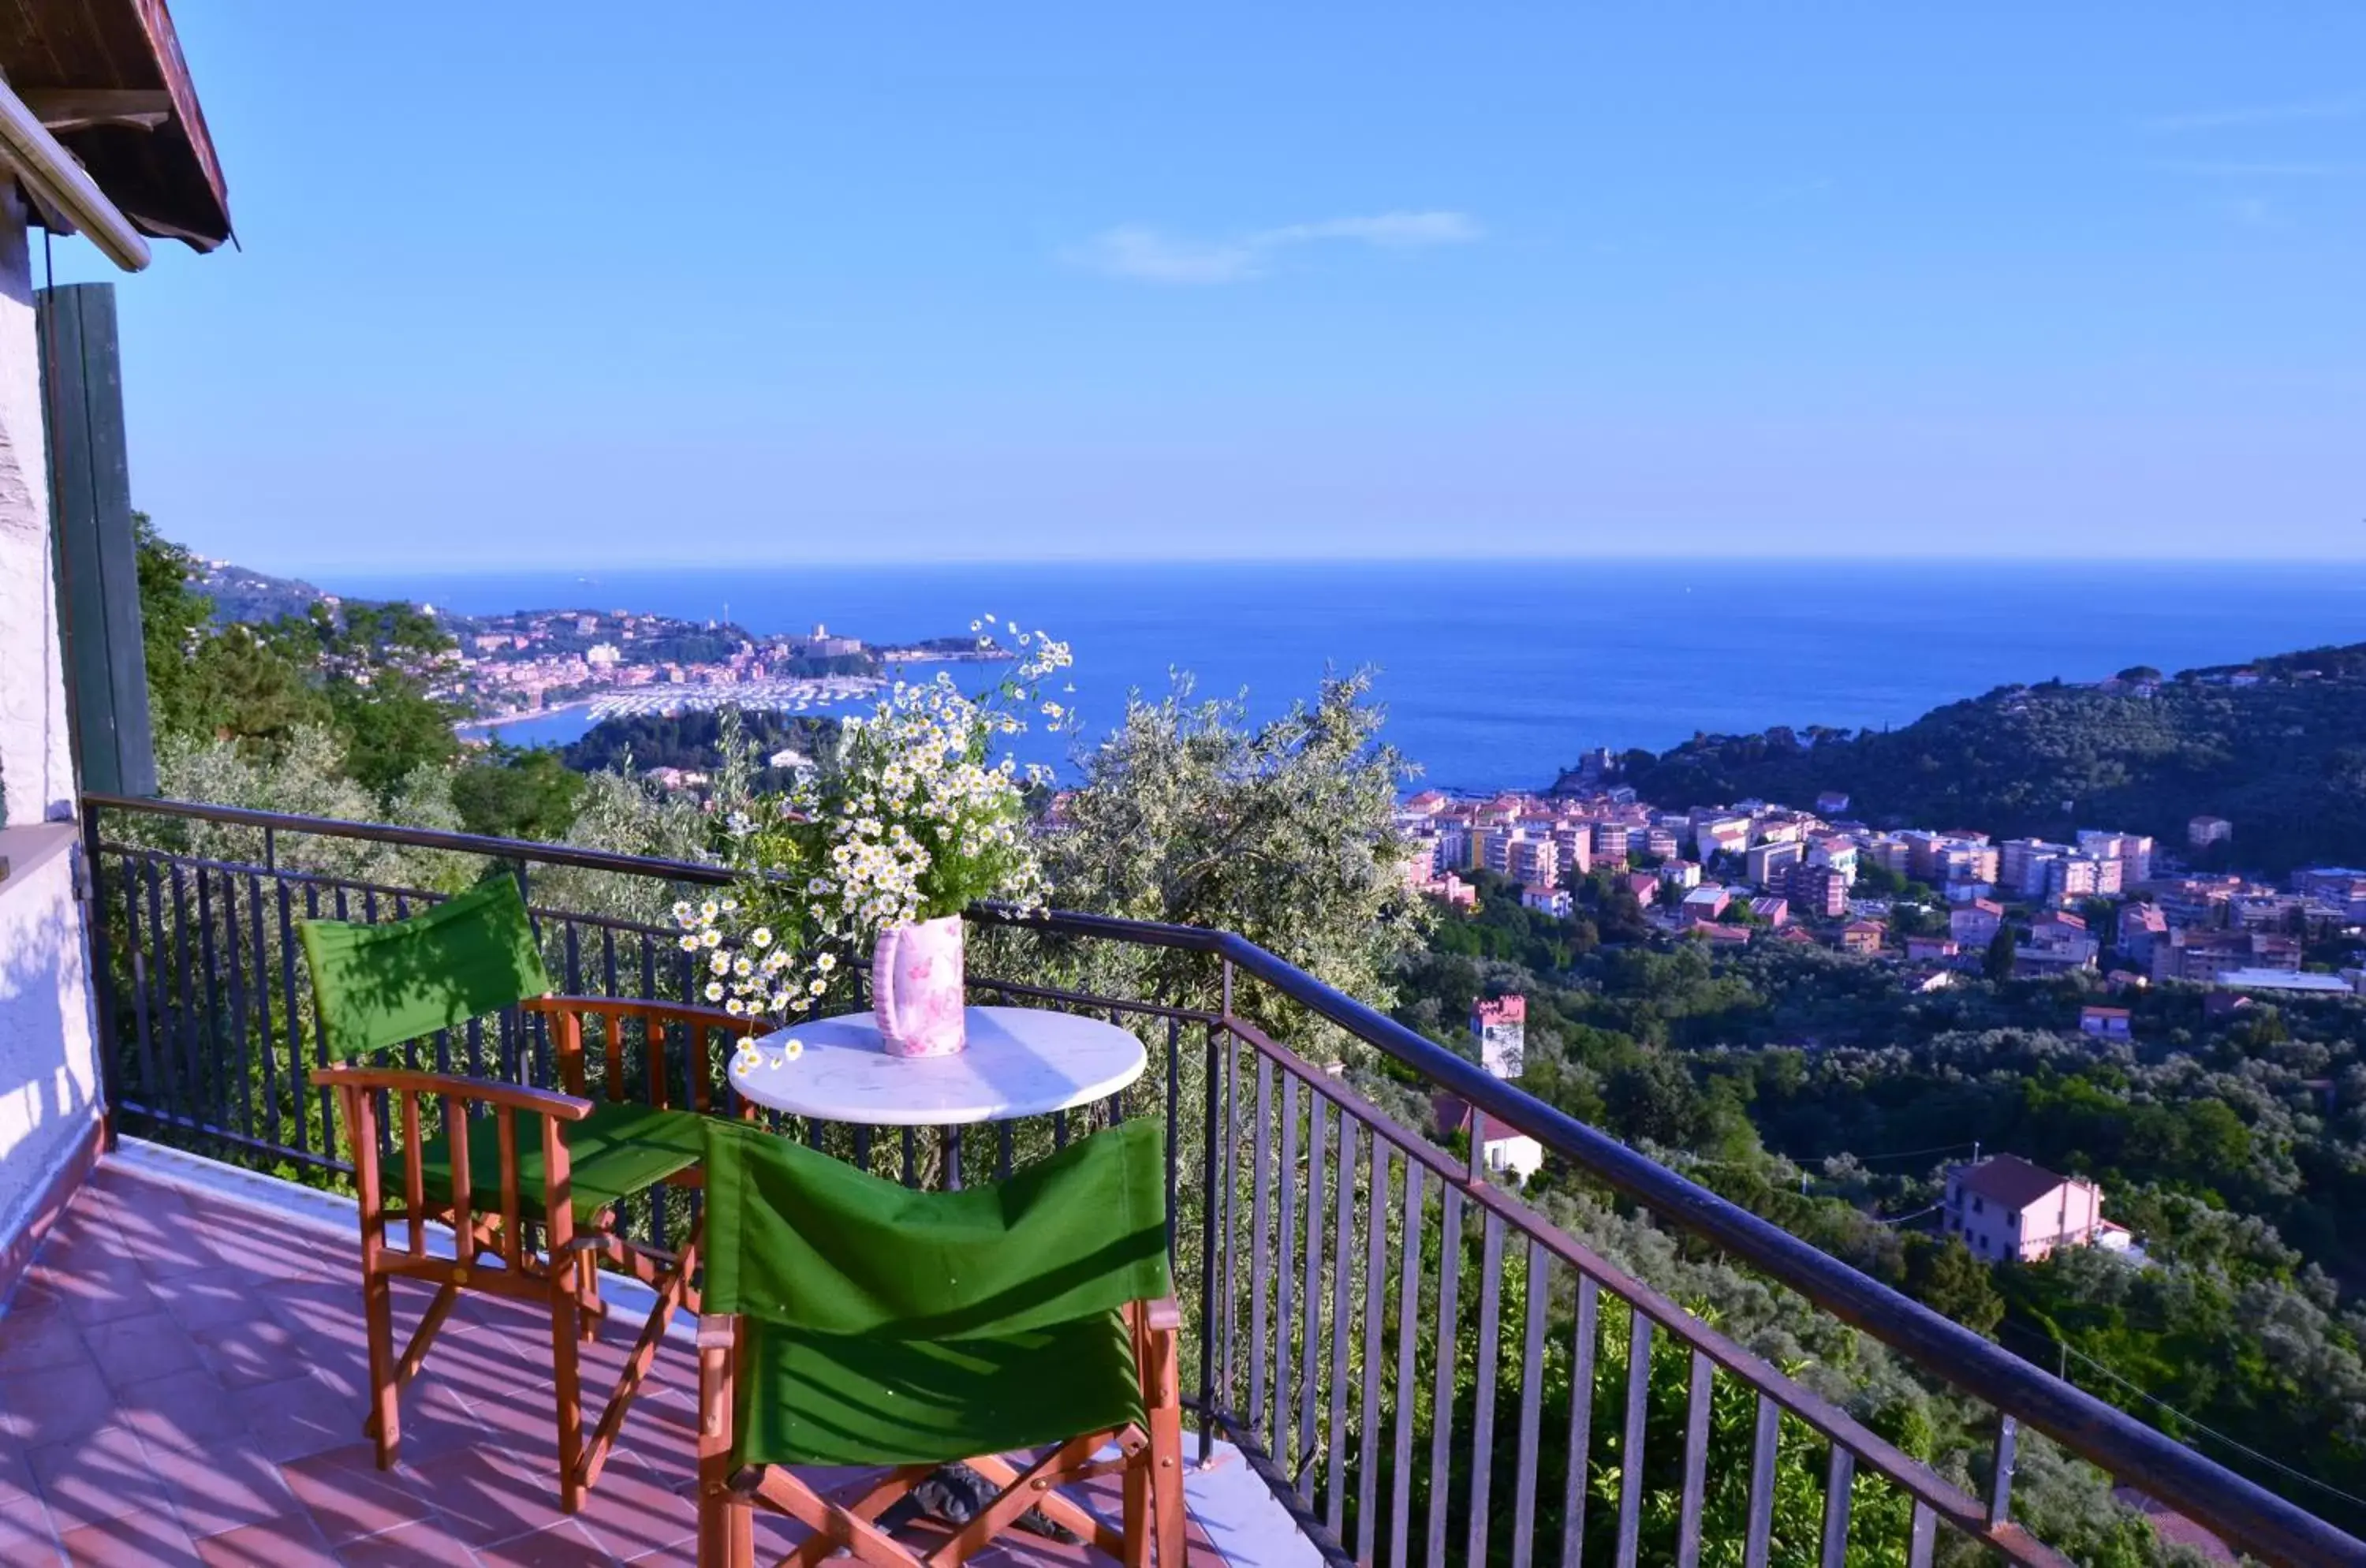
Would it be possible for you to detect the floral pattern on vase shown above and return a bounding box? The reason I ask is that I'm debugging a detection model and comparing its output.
[872,914,968,1057]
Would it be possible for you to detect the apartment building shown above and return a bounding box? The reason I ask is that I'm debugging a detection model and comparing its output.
[1950,899,2006,947]
[1681,886,1732,924]
[2153,928,2303,985]
[1778,863,1849,920]
[2119,902,2169,965]
[1745,838,1804,888]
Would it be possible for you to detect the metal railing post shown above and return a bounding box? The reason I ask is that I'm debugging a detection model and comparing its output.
[78,801,121,1150]
[1197,957,1233,1465]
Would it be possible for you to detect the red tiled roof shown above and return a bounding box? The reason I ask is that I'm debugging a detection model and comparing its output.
[1954,1154,2070,1211]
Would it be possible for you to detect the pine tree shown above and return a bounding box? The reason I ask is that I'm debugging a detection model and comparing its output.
[1984,920,2017,982]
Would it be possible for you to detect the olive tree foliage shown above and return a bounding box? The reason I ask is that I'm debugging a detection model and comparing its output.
[530,765,722,926]
[129,726,474,890]
[1020,672,1431,1062]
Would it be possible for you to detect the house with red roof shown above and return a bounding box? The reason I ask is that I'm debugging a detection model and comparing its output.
[2079,1006,2133,1041]
[1838,920,1886,955]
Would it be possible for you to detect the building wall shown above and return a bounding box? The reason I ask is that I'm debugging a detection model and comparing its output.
[0,196,103,1272]
[1946,1174,2105,1262]
[1482,1133,1543,1182]
[2023,1180,2103,1260]
[0,195,75,828]
[1946,1178,2018,1261]
[0,826,103,1259]
[1950,904,2003,946]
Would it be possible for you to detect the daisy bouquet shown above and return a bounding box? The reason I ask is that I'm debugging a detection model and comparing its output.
[672,616,1073,1066]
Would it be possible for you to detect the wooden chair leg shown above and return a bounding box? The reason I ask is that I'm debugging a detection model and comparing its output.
[698,1316,749,1568]
[1141,1304,1188,1566]
[361,1264,400,1469]
[550,1255,588,1514]
[580,1251,605,1342]
[580,1219,701,1493]
[1150,1420,1186,1566]
[1123,1460,1152,1568]
[364,1276,461,1442]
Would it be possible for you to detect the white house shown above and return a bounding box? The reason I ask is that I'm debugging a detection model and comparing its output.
[1435,997,1544,1182]
[1520,884,1573,920]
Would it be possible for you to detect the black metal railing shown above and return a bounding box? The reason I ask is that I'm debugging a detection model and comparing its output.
[76,793,2366,1568]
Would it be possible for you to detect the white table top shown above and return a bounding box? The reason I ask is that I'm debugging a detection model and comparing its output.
[730,1006,1148,1126]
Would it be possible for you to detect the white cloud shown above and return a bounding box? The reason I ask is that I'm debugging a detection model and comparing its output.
[2155,159,2364,177]
[1258,211,1484,248]
[1069,210,1483,285]
[1068,227,1266,285]
[2142,96,2360,133]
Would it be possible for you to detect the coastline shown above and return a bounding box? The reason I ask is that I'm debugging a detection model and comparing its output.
[455,674,886,749]
[457,699,591,738]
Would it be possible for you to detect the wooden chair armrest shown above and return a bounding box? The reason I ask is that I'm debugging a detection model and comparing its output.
[307,1062,596,1122]
[525,995,759,1035]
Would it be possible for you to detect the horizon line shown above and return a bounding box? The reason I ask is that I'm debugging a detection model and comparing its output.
[271,552,2366,580]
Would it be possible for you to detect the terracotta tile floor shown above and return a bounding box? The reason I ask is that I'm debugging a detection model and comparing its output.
[0,1160,1229,1566]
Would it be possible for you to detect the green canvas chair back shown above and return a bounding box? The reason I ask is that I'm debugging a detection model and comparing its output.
[299,873,553,1059]
[703,1116,1172,1465]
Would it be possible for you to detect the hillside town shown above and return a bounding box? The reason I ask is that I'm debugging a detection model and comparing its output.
[447,610,883,724]
[1398,782,2366,999]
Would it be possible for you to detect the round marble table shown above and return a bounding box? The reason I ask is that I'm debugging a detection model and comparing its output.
[730,1005,1147,1127]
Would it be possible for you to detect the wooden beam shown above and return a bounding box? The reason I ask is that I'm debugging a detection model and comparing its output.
[19,89,172,133]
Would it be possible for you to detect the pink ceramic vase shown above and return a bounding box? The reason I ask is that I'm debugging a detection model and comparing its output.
[871,914,968,1057]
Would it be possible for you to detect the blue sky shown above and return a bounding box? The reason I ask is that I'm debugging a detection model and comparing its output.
[57,4,2366,569]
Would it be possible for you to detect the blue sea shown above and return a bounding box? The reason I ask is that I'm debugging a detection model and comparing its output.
[330,560,2366,793]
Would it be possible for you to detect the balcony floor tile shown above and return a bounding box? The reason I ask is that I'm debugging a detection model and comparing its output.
[0,1157,1239,1565]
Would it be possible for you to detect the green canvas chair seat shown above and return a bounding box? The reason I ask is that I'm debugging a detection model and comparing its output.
[741,1309,1144,1468]
[418,1098,707,1225]
[702,1115,1171,1470]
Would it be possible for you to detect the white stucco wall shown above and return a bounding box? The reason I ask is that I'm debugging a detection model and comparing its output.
[0,191,101,1253]
[0,826,100,1245]
[0,190,74,829]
